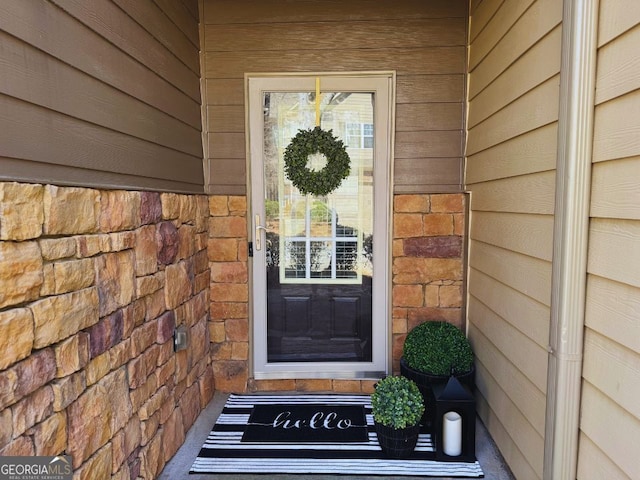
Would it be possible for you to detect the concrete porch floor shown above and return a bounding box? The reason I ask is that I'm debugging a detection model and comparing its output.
[159,391,515,480]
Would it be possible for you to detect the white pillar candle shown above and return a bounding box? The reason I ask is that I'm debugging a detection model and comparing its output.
[443,411,462,456]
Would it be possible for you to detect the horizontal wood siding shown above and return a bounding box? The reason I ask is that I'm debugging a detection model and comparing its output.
[579,5,640,478]
[465,0,561,478]
[201,0,468,195]
[0,0,203,193]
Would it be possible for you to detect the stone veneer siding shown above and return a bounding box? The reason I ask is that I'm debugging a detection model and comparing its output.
[391,194,466,372]
[0,182,213,480]
[208,193,466,392]
[0,186,465,479]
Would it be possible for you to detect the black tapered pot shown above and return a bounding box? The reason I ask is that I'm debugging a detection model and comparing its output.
[400,357,475,428]
[374,421,421,459]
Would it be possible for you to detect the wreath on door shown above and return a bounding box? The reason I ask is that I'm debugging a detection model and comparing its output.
[283,126,351,196]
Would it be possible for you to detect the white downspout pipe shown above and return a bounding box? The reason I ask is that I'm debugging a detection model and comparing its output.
[544,1,598,479]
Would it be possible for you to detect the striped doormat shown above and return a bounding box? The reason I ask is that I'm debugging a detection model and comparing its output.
[190,394,484,477]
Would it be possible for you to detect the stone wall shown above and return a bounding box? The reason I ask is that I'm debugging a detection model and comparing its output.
[0,186,465,477]
[0,185,465,477]
[392,194,466,371]
[207,196,249,392]
[208,193,467,391]
[0,182,213,479]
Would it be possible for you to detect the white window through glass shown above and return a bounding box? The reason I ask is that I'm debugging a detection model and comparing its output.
[346,122,374,149]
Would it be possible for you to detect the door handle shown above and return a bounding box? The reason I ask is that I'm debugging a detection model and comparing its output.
[255,214,267,251]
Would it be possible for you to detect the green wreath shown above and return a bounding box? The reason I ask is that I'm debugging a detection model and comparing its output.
[283,126,350,196]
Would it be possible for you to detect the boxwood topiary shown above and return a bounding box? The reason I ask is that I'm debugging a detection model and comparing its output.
[371,376,424,429]
[283,126,350,196]
[403,321,474,376]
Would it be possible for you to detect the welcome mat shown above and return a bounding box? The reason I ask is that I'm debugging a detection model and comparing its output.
[243,403,368,442]
[190,394,484,477]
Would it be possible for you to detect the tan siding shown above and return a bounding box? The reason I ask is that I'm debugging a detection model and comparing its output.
[468,13,640,480]
[475,393,541,480]
[593,89,640,163]
[207,133,245,159]
[52,0,200,100]
[467,76,560,156]
[469,0,535,71]
[470,322,547,435]
[0,94,201,183]
[468,269,549,348]
[469,296,548,393]
[201,0,468,194]
[469,0,504,42]
[205,159,246,192]
[0,31,201,157]
[471,325,545,480]
[585,276,640,354]
[580,383,640,479]
[208,106,245,133]
[468,0,561,99]
[466,0,561,477]
[467,171,556,215]
[151,0,200,48]
[111,0,200,76]
[588,218,640,288]
[181,0,199,21]
[591,157,640,220]
[579,5,640,478]
[465,123,557,183]
[0,0,203,192]
[392,159,462,194]
[595,24,640,104]
[577,434,631,480]
[396,74,465,103]
[468,242,552,307]
[469,211,553,262]
[205,79,245,106]
[473,322,545,438]
[0,1,201,127]
[583,330,640,420]
[598,0,640,47]
[396,103,463,132]
[203,0,467,24]
[0,156,202,193]
[204,48,466,79]
[395,131,463,159]
[205,19,466,52]
[467,26,561,128]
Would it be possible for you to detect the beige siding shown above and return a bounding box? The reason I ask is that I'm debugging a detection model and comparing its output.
[579,5,640,479]
[465,0,561,478]
[201,0,468,195]
[0,0,203,193]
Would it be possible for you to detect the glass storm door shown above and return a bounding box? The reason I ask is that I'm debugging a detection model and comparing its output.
[248,74,393,379]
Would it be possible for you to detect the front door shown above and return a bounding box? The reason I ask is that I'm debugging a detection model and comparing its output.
[248,74,393,379]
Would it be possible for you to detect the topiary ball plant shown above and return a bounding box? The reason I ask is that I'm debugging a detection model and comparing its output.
[403,321,474,377]
[371,375,425,429]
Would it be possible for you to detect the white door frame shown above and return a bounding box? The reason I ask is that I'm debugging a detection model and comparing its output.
[246,72,395,380]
